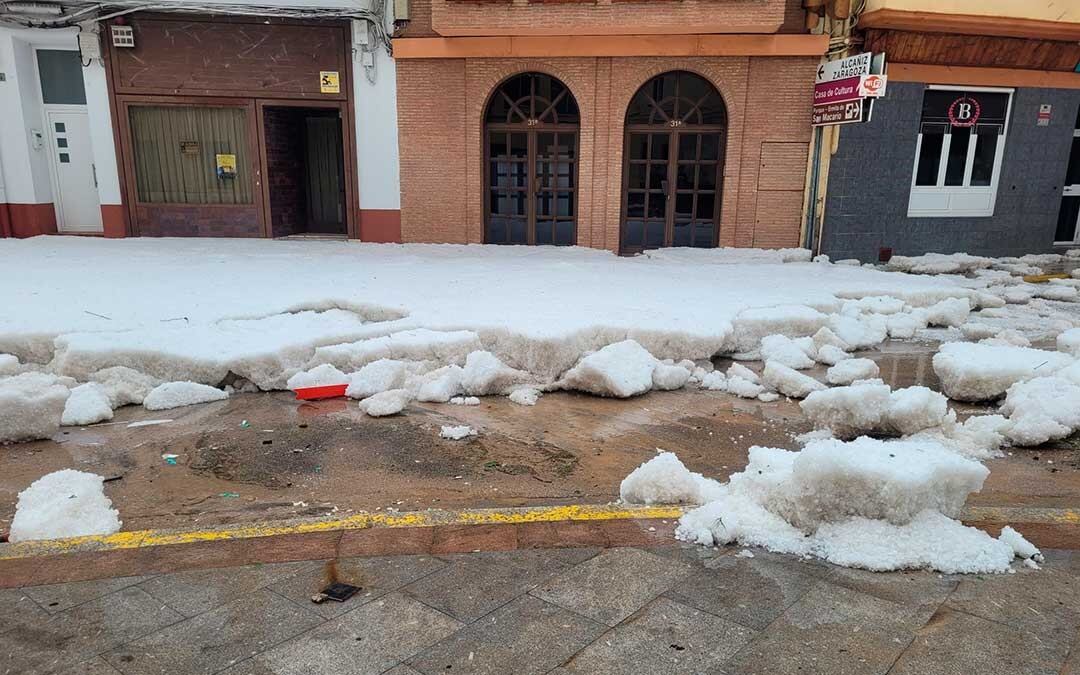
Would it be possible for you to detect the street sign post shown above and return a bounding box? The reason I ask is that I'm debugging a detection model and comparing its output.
[812,52,885,127]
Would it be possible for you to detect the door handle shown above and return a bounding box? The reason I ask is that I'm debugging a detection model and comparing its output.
[661,179,670,197]
[92,164,98,188]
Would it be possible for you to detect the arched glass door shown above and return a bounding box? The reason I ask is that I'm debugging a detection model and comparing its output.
[484,73,580,246]
[620,71,727,254]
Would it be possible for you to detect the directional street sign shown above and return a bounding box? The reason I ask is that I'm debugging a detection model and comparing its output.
[814,76,862,106]
[815,52,872,84]
[811,52,884,127]
[812,99,865,127]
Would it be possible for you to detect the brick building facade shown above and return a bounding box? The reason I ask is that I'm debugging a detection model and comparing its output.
[394,0,827,252]
[1,0,826,250]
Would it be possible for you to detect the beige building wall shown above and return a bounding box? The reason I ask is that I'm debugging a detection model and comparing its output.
[863,0,1079,23]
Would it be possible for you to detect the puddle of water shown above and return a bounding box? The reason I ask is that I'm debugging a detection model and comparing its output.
[870,350,940,390]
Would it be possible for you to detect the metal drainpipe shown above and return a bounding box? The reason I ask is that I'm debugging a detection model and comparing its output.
[0,135,10,238]
[805,125,823,253]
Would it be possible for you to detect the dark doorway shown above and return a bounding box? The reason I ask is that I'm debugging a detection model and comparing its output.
[619,71,727,254]
[263,106,346,237]
[484,73,580,246]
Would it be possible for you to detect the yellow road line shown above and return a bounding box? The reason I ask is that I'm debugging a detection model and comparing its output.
[0,503,685,560]
[1021,273,1069,283]
[3,503,1076,562]
[961,505,1080,525]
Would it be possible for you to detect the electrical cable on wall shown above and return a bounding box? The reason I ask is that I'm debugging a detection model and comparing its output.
[0,0,392,59]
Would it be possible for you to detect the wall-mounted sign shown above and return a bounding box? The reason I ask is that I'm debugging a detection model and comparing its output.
[948,95,981,127]
[814,76,862,106]
[858,74,887,98]
[815,52,872,83]
[812,99,865,127]
[320,71,340,94]
[216,153,237,180]
[921,90,1007,129]
[812,52,885,127]
[110,24,135,48]
[179,141,200,155]
[1038,104,1052,126]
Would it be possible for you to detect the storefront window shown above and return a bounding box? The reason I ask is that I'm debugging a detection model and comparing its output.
[908,88,1011,217]
[128,105,252,205]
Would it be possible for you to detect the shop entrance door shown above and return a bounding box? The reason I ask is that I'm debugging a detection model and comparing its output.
[1055,107,1080,245]
[619,71,727,255]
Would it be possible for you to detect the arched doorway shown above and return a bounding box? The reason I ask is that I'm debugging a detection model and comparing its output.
[619,71,727,254]
[484,73,580,246]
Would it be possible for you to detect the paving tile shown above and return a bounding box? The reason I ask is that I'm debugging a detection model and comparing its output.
[402,549,573,623]
[723,581,923,675]
[558,596,755,675]
[651,543,731,567]
[0,586,50,635]
[267,555,446,620]
[409,594,604,675]
[1061,629,1080,675]
[945,553,1080,644]
[890,607,1069,675]
[26,576,153,615]
[543,546,602,567]
[662,549,821,630]
[0,586,182,674]
[136,561,311,617]
[102,588,322,674]
[824,565,957,626]
[235,592,462,675]
[530,547,694,627]
[58,657,123,674]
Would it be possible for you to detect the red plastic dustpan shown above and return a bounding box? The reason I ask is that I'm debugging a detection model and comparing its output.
[293,384,349,400]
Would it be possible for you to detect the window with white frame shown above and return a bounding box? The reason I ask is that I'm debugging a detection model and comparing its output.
[908,87,1012,218]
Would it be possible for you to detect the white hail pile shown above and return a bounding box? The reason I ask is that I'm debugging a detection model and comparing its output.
[3,239,1080,559]
[9,469,121,542]
[622,444,1038,574]
[0,238,1010,438]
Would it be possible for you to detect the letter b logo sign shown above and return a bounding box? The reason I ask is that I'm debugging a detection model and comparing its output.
[948,96,981,128]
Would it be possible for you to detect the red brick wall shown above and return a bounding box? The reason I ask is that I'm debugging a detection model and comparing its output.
[424,0,786,37]
[135,205,262,237]
[396,55,818,251]
[397,59,469,243]
[263,107,307,238]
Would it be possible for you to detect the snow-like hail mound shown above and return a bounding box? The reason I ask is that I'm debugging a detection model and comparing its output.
[61,383,114,426]
[143,381,229,411]
[0,237,974,397]
[619,450,723,505]
[0,372,71,443]
[622,440,1037,574]
[933,342,1073,401]
[562,340,660,398]
[9,469,122,542]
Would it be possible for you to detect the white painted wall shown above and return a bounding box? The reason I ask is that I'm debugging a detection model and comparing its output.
[0,26,120,211]
[0,28,50,204]
[81,32,122,206]
[353,3,401,211]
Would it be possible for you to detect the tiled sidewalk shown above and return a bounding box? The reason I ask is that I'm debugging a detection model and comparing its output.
[1,545,1077,675]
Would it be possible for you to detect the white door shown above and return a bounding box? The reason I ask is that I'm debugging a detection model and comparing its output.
[46,110,103,233]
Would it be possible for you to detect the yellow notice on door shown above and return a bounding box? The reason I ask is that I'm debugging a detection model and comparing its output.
[320,71,340,94]
[215,153,237,179]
